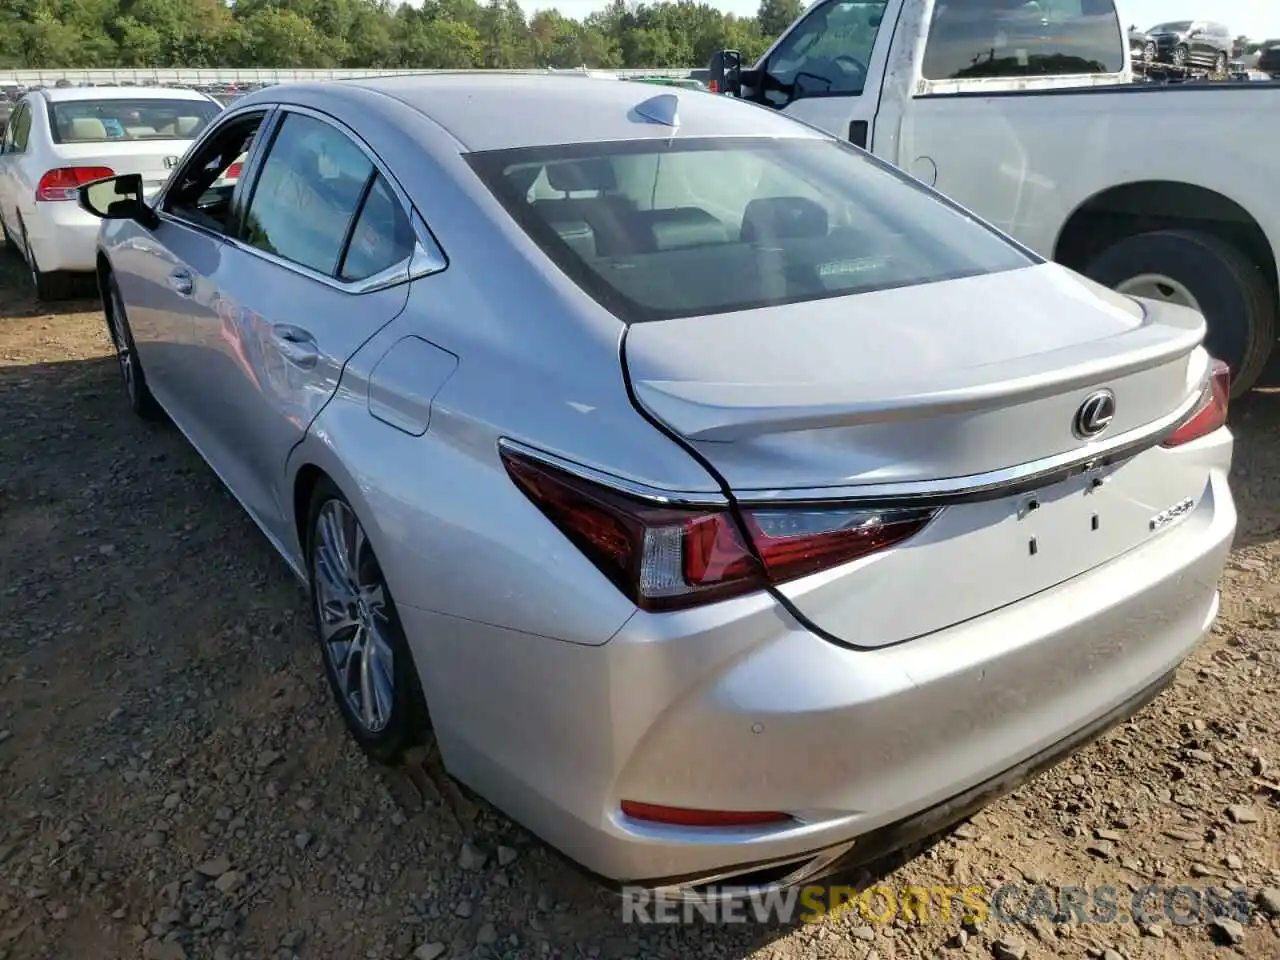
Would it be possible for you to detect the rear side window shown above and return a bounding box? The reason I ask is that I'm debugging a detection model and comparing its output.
[339,174,416,282]
[49,99,220,143]
[468,137,1032,323]
[242,113,374,276]
[922,0,1125,80]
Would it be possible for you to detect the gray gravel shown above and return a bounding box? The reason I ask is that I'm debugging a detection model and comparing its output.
[0,260,1278,959]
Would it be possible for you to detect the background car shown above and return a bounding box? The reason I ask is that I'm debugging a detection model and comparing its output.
[80,76,1235,898]
[1147,19,1234,73]
[1128,26,1155,64]
[1257,38,1280,77]
[0,84,222,299]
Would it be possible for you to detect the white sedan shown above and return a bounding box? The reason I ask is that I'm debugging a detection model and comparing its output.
[0,85,221,299]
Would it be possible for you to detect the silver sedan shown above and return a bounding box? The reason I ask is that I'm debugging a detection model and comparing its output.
[78,75,1236,898]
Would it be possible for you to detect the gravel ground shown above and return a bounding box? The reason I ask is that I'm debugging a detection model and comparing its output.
[0,254,1277,960]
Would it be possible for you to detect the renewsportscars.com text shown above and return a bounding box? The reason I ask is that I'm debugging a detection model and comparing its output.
[620,882,1255,927]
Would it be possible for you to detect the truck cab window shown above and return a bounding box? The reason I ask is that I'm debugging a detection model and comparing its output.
[760,0,889,107]
[922,0,1124,81]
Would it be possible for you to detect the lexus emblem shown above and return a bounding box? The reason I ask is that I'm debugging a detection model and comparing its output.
[164,156,179,169]
[1073,390,1116,439]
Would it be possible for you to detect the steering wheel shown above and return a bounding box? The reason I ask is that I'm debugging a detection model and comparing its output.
[834,54,868,79]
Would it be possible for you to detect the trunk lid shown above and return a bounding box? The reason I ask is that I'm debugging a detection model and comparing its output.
[623,262,1212,647]
[53,139,195,198]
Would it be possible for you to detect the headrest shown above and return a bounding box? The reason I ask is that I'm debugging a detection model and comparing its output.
[68,117,107,140]
[546,158,617,193]
[550,219,597,260]
[740,196,829,244]
[176,116,202,135]
[645,207,730,250]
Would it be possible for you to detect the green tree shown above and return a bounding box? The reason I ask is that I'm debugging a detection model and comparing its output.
[757,0,802,39]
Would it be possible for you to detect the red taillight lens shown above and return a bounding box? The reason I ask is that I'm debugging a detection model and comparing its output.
[620,801,792,827]
[225,162,243,179]
[37,166,115,202]
[501,446,937,612]
[741,506,937,583]
[1162,359,1230,448]
[501,447,765,611]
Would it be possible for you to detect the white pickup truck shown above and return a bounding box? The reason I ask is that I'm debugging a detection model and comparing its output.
[709,0,1279,393]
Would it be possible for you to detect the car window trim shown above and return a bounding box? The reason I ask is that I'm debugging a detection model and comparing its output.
[228,102,445,295]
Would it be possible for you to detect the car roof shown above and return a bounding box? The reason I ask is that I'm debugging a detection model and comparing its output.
[38,85,215,104]
[332,74,826,153]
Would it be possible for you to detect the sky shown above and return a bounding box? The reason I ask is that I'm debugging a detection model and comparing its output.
[519,0,1280,40]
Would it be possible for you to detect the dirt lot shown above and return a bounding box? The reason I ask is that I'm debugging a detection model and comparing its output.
[0,254,1277,960]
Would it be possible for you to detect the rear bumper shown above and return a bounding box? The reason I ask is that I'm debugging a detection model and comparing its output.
[25,202,101,274]
[401,450,1235,887]
[636,665,1178,897]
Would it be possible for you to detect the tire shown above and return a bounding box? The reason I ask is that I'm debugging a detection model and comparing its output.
[1172,45,1189,68]
[307,478,430,766]
[102,271,162,420]
[1,215,18,255]
[19,219,73,301]
[1083,229,1276,397]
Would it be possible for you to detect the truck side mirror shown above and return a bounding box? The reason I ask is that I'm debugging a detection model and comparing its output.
[708,50,743,97]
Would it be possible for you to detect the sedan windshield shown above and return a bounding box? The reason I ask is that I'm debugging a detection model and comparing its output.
[49,98,220,143]
[468,137,1033,322]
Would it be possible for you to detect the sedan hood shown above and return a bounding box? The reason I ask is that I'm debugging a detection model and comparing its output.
[623,263,1206,493]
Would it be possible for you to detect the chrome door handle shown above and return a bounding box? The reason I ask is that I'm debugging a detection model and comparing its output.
[167,270,193,296]
[272,324,319,369]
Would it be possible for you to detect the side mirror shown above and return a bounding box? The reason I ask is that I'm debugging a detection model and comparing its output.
[79,173,158,228]
[708,49,743,97]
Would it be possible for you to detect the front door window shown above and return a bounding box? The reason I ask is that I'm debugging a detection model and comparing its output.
[761,0,889,107]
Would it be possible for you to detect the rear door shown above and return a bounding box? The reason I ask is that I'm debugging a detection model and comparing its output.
[179,107,418,545]
[0,101,31,239]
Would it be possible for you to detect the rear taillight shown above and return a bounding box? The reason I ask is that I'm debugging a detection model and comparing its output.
[225,162,243,179]
[36,166,115,202]
[1162,359,1230,448]
[501,446,937,612]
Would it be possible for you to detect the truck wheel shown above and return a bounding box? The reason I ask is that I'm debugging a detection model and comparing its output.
[1083,229,1276,397]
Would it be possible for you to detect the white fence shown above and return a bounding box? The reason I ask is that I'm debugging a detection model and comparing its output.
[0,67,698,86]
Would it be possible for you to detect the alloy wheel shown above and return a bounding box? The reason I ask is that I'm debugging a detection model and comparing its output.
[1114,272,1203,314]
[312,499,396,734]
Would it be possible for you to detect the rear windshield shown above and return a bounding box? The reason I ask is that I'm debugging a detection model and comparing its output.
[922,0,1125,80]
[467,137,1033,323]
[49,99,220,144]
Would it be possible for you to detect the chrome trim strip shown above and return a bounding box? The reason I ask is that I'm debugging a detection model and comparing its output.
[734,385,1206,507]
[642,840,857,904]
[504,386,1202,511]
[496,437,729,507]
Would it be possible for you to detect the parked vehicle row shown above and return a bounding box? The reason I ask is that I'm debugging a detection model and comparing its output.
[69,71,1235,899]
